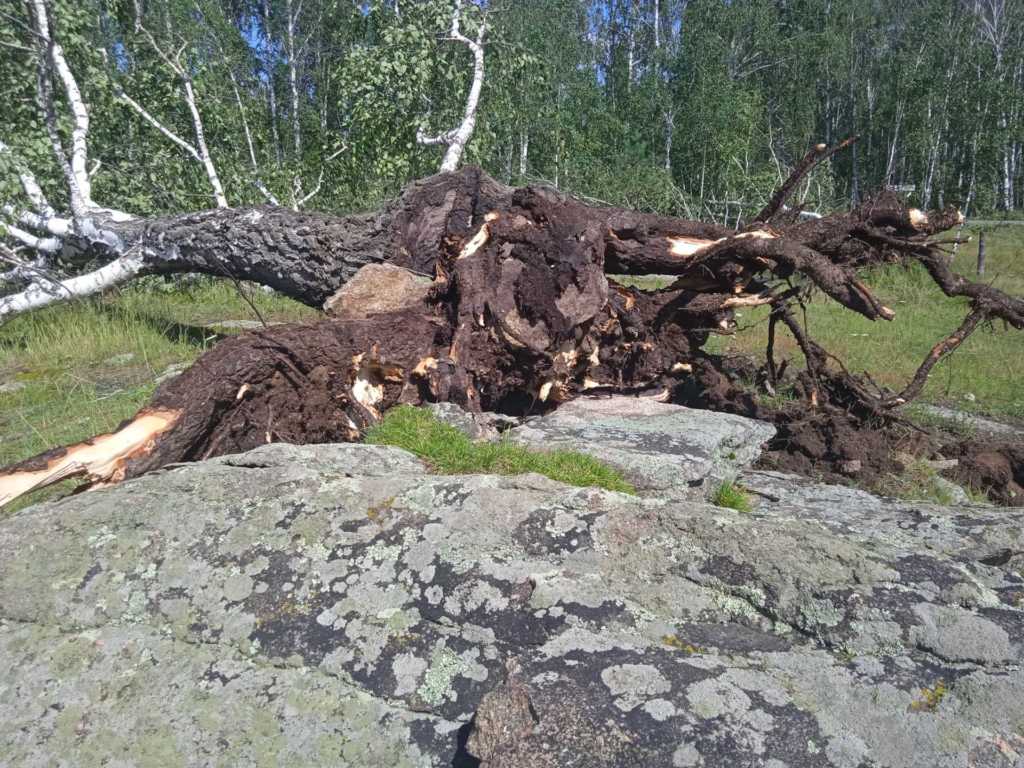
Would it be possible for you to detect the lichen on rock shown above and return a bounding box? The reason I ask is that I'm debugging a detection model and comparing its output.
[0,402,1022,767]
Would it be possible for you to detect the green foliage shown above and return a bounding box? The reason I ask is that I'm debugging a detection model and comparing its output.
[2,0,1022,220]
[365,405,635,494]
[709,478,753,513]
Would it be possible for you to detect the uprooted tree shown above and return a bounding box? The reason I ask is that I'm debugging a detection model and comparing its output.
[2,3,1024,508]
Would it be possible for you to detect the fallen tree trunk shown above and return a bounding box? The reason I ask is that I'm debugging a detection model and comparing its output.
[0,171,506,318]
[3,146,1024,507]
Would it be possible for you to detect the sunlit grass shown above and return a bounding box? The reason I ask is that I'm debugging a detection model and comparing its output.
[366,405,636,494]
[709,477,753,512]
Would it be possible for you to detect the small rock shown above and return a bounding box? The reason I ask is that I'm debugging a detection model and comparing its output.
[931,475,971,505]
[839,459,862,475]
[0,381,25,394]
[508,395,775,495]
[103,352,135,366]
[203,320,267,331]
[154,362,190,386]
[324,263,432,319]
[911,603,1014,665]
[425,402,518,441]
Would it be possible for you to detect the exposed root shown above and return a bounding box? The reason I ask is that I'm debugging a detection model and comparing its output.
[4,145,1023,508]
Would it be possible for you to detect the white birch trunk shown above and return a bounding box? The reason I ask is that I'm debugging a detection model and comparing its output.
[664,109,674,173]
[182,81,228,208]
[653,0,660,49]
[417,0,486,174]
[0,255,144,322]
[519,127,528,177]
[286,0,301,159]
[29,0,93,212]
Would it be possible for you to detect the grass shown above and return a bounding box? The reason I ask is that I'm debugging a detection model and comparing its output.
[872,457,991,506]
[709,477,753,512]
[365,404,636,494]
[877,459,961,506]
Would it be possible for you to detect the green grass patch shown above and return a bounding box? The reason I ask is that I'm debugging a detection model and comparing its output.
[365,405,636,494]
[612,274,674,291]
[709,477,753,512]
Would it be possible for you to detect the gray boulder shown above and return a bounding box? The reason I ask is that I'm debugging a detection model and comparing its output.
[1,439,1022,767]
[509,395,776,495]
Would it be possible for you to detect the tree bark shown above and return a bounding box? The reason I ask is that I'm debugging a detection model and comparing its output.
[0,206,387,319]
[417,0,486,173]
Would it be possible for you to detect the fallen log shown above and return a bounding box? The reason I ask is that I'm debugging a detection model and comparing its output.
[3,143,1023,508]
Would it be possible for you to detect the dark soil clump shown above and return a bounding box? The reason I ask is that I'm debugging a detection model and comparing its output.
[673,356,1024,505]
[944,442,1024,507]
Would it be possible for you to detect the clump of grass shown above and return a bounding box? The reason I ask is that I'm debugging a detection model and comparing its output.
[877,459,963,506]
[710,477,753,512]
[909,680,947,712]
[365,405,635,494]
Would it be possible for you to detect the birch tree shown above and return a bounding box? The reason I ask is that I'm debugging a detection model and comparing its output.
[416,0,487,173]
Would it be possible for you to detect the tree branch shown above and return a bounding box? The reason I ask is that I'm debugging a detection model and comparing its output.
[114,86,204,163]
[127,0,228,207]
[754,137,856,224]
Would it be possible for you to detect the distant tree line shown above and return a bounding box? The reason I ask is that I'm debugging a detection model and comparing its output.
[1,0,1021,223]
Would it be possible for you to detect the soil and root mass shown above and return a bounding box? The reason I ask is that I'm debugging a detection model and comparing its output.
[3,142,1024,507]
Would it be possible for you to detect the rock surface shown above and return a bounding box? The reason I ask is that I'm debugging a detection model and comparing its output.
[509,395,777,494]
[1,407,1023,767]
[426,402,519,441]
[915,404,1022,438]
[323,263,432,319]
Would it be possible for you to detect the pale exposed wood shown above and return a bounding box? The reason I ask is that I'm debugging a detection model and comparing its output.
[667,236,716,257]
[458,213,498,259]
[0,410,179,507]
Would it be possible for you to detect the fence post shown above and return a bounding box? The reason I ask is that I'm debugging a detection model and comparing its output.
[977,230,986,276]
